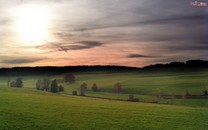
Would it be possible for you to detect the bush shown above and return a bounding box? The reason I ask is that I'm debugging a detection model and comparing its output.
[151,99,158,103]
[10,81,16,87]
[92,83,98,92]
[203,90,208,96]
[72,91,77,95]
[185,89,190,96]
[59,85,64,92]
[128,94,134,100]
[128,94,139,102]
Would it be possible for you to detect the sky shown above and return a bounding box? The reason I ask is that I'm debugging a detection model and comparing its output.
[0,0,207,67]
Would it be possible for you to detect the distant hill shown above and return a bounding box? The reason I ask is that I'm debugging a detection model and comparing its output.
[0,60,207,76]
[143,60,208,69]
[0,65,139,76]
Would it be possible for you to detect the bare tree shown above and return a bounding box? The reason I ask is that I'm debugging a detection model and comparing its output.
[80,82,87,96]
[115,82,121,93]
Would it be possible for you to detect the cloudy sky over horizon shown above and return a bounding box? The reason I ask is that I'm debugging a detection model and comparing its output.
[0,0,207,67]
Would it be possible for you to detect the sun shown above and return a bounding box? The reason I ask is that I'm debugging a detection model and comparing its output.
[17,5,48,44]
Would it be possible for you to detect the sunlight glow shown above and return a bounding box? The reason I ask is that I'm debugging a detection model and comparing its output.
[17,5,48,44]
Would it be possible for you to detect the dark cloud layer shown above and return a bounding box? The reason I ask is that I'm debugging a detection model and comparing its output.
[75,13,208,32]
[127,54,159,58]
[38,41,103,52]
[1,57,42,64]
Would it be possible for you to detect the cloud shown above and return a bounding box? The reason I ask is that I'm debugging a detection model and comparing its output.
[127,54,159,58]
[75,13,207,32]
[38,41,104,52]
[0,57,43,64]
[72,41,103,50]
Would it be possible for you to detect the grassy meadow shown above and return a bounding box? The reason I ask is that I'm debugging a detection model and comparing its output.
[0,70,208,129]
[2,70,207,106]
[0,86,208,130]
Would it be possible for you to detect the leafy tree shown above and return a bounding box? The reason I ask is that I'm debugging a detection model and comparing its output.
[10,78,23,88]
[41,77,50,91]
[92,83,98,92]
[64,73,75,83]
[16,78,23,88]
[51,79,58,93]
[36,77,50,91]
[80,82,87,96]
[10,81,16,87]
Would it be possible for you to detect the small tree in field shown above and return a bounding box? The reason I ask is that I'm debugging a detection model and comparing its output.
[203,90,208,96]
[10,81,16,87]
[16,78,23,88]
[41,77,50,91]
[51,79,58,93]
[59,85,64,92]
[36,79,41,90]
[36,77,50,91]
[64,73,75,83]
[80,82,87,96]
[115,82,121,93]
[72,91,77,95]
[92,83,98,92]
[10,78,23,88]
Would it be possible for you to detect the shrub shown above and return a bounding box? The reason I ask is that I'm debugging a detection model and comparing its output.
[185,89,190,96]
[59,85,64,92]
[128,94,139,102]
[151,99,158,103]
[10,81,16,87]
[72,91,77,95]
[203,90,208,96]
[92,83,98,92]
[128,94,134,101]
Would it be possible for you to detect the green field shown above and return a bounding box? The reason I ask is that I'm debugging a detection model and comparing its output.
[0,86,208,130]
[2,70,207,106]
[0,70,208,129]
